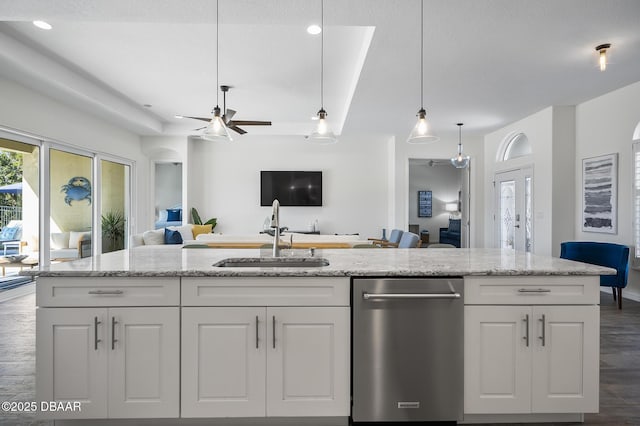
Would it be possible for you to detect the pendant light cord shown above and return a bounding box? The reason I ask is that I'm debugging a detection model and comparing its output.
[320,0,324,110]
[420,0,424,109]
[216,0,220,108]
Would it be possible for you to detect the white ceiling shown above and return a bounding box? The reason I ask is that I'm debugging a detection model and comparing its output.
[1,0,640,141]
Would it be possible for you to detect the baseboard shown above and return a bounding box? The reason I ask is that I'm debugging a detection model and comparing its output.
[618,287,640,302]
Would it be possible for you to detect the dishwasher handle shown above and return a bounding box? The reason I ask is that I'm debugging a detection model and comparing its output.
[363,292,461,300]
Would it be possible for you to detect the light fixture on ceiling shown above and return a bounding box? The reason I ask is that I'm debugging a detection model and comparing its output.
[307,24,321,35]
[450,123,470,169]
[201,0,232,142]
[595,43,611,72]
[307,0,337,144]
[407,0,439,144]
[33,20,52,30]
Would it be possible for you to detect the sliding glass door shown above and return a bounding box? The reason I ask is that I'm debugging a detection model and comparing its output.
[100,159,130,253]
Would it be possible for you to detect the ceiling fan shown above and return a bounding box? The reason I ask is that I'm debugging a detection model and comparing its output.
[184,85,271,135]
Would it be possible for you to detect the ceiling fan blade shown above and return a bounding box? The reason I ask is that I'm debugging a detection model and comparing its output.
[183,116,211,123]
[229,125,247,135]
[230,120,272,126]
[223,109,236,123]
[193,126,206,131]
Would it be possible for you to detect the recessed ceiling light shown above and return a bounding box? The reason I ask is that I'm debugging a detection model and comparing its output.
[33,20,52,30]
[307,25,321,35]
[174,115,184,119]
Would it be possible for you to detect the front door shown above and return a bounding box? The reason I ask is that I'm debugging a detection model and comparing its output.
[494,168,533,252]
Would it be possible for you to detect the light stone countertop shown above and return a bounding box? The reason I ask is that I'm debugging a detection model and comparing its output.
[21,247,615,277]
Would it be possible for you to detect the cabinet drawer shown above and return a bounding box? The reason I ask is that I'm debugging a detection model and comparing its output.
[182,277,349,306]
[36,277,180,307]
[464,276,599,305]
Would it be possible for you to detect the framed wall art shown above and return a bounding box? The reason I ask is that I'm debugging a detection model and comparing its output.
[418,190,432,218]
[582,153,617,234]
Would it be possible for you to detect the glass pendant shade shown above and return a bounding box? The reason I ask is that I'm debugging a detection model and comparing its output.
[308,109,337,144]
[201,107,232,142]
[450,122,469,168]
[407,108,439,144]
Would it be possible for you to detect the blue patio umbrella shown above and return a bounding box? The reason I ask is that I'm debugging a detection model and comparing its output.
[0,182,22,194]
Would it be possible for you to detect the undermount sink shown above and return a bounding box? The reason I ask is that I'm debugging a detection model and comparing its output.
[213,257,330,268]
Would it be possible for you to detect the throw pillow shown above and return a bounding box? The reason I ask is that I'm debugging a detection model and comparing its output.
[0,227,18,240]
[69,231,91,249]
[164,228,183,245]
[166,209,181,222]
[142,229,165,245]
[167,225,193,242]
[51,232,70,249]
[191,224,213,238]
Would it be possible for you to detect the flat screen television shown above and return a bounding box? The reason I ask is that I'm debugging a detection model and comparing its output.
[260,171,322,207]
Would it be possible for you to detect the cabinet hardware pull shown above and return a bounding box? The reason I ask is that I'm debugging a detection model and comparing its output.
[363,292,460,300]
[88,290,124,295]
[256,316,259,349]
[539,314,546,346]
[517,288,551,293]
[111,317,118,350]
[523,314,529,347]
[94,316,101,350]
[272,315,276,349]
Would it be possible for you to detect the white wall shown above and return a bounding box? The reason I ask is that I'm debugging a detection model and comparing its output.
[395,134,484,247]
[0,76,148,236]
[575,80,640,300]
[187,134,390,237]
[408,162,462,242]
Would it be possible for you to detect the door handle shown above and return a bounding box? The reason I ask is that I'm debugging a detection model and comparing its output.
[88,290,124,295]
[538,314,546,346]
[111,316,118,350]
[518,288,551,294]
[256,315,259,349]
[94,316,101,350]
[523,314,529,347]
[363,292,461,300]
[272,315,276,349]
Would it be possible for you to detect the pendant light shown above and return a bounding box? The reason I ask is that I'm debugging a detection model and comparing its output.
[202,0,232,142]
[407,0,439,144]
[595,43,611,72]
[307,0,337,144]
[450,123,470,169]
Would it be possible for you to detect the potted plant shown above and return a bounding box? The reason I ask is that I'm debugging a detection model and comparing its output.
[102,210,125,253]
[191,207,217,230]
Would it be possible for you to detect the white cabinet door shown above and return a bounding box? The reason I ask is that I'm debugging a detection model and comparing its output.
[181,307,266,417]
[266,307,350,417]
[464,306,532,414]
[108,307,179,418]
[532,305,599,413]
[36,308,108,419]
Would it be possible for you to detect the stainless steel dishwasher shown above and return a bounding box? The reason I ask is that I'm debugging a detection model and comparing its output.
[352,277,464,423]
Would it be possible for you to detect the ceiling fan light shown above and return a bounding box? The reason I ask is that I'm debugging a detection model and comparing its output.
[407,109,439,144]
[596,43,611,72]
[201,107,233,142]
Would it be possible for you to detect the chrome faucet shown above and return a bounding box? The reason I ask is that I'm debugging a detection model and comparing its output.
[271,199,281,257]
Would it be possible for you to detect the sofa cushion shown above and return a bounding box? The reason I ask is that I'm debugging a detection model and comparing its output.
[192,224,213,238]
[69,231,91,249]
[51,232,70,249]
[142,229,165,245]
[164,228,183,244]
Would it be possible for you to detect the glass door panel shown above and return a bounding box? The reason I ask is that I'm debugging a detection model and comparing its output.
[494,167,533,252]
[49,149,92,262]
[100,160,130,253]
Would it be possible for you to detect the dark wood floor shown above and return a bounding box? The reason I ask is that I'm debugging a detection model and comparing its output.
[0,288,639,425]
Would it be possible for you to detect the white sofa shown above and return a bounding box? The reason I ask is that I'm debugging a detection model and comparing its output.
[194,232,368,248]
[50,231,91,260]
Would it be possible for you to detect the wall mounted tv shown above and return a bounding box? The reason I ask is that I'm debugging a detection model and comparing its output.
[260,171,322,207]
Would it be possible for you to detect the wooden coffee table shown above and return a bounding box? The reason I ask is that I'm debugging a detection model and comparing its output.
[0,257,38,276]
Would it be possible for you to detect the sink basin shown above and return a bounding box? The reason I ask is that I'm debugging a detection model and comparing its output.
[213,257,330,268]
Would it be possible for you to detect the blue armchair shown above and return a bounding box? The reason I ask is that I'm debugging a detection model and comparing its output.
[439,219,461,248]
[560,241,629,309]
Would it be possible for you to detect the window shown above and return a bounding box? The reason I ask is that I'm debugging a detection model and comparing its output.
[634,141,640,258]
[503,132,532,161]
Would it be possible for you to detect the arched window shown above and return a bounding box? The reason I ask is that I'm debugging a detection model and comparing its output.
[502,132,532,161]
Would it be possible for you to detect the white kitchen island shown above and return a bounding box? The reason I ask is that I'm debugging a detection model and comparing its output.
[24,247,613,425]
